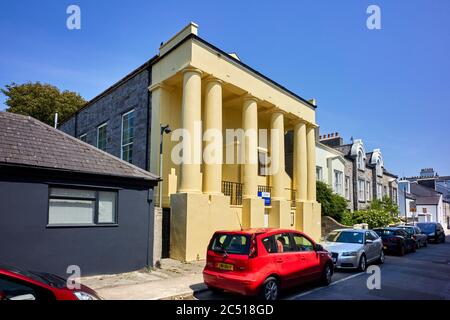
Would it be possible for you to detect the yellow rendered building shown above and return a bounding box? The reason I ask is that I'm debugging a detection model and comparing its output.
[149,23,321,262]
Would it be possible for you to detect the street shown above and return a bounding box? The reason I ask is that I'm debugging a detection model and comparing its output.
[191,235,450,300]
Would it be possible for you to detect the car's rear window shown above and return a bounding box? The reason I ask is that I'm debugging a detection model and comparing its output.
[417,223,436,232]
[374,229,395,236]
[398,227,414,235]
[209,233,250,255]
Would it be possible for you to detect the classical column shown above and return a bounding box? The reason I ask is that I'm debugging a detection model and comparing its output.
[179,67,202,193]
[294,121,307,201]
[242,95,259,198]
[270,111,285,200]
[203,77,223,195]
[306,125,317,201]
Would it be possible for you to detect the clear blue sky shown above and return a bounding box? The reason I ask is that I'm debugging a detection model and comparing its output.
[1,0,449,177]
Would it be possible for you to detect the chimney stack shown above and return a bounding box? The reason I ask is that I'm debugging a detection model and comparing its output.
[319,131,344,148]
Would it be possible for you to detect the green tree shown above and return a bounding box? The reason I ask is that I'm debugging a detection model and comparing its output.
[341,196,401,228]
[1,82,86,126]
[316,181,348,222]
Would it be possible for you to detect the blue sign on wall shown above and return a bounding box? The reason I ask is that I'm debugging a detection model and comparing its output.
[258,191,271,206]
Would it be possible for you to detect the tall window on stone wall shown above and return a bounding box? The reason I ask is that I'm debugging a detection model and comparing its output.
[377,183,383,199]
[358,179,365,201]
[97,122,107,151]
[121,110,135,163]
[366,181,371,201]
[345,176,350,200]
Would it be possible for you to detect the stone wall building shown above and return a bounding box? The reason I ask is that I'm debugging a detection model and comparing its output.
[319,133,398,211]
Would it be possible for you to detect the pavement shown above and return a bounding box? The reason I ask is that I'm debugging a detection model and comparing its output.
[81,258,207,300]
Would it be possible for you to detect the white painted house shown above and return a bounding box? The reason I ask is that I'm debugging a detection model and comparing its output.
[399,180,446,227]
[316,142,349,202]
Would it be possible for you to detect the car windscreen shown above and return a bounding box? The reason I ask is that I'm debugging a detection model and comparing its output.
[374,229,395,236]
[209,234,250,255]
[326,231,364,244]
[417,223,436,232]
[0,265,67,289]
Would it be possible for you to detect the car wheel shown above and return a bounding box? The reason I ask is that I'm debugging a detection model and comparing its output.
[377,250,385,264]
[358,254,367,272]
[399,244,405,256]
[321,264,333,286]
[423,240,428,247]
[411,242,416,253]
[260,277,279,301]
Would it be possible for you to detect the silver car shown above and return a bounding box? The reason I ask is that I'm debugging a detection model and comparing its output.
[321,229,385,271]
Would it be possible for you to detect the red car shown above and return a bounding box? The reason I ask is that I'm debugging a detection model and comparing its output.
[203,228,333,300]
[0,265,101,300]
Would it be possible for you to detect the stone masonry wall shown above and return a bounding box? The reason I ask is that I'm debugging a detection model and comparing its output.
[59,68,151,171]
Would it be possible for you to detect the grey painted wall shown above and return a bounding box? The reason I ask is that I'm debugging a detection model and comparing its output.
[60,68,151,171]
[0,179,154,277]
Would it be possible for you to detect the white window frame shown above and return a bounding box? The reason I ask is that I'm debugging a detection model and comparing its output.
[357,151,365,171]
[345,176,350,200]
[334,170,343,195]
[358,179,365,201]
[392,188,398,203]
[376,160,383,177]
[316,166,323,181]
[366,181,371,201]
[121,109,135,162]
[377,183,383,199]
[79,133,87,142]
[97,122,108,151]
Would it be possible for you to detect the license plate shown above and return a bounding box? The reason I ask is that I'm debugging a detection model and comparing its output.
[216,263,233,271]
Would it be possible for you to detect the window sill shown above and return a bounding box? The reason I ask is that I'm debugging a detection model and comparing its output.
[46,224,119,229]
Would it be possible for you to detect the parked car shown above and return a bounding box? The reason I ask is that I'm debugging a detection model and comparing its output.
[416,222,446,244]
[373,227,416,256]
[321,229,384,271]
[0,265,101,300]
[397,225,428,248]
[203,228,333,300]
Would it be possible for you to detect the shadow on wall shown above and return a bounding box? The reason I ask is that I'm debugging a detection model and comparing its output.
[321,215,351,240]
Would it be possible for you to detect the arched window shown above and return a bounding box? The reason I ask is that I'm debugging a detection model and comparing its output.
[357,151,364,170]
[376,159,382,176]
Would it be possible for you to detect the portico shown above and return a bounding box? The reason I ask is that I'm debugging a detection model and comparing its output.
[149,23,321,261]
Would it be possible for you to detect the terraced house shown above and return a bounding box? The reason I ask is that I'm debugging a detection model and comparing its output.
[319,133,398,211]
[60,23,321,262]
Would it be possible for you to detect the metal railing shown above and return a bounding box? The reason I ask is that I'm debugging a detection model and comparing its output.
[257,185,272,195]
[222,181,243,206]
[286,188,297,207]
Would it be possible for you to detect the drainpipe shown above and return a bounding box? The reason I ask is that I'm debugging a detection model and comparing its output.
[145,64,152,171]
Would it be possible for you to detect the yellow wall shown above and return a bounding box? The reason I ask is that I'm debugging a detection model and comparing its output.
[150,24,321,261]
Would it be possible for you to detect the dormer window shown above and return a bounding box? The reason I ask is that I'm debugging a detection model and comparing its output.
[357,151,365,170]
[376,159,383,177]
